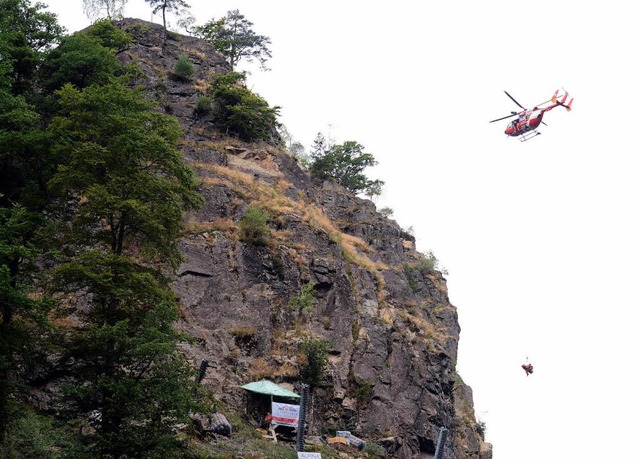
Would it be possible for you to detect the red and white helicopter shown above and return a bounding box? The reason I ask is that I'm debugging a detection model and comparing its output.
[490,90,573,141]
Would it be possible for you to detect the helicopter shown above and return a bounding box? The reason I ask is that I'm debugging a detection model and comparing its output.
[490,90,573,141]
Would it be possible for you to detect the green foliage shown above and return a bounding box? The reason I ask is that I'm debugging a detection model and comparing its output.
[41,32,122,92]
[239,205,270,246]
[0,83,52,209]
[355,380,374,407]
[49,80,202,267]
[210,71,280,142]
[195,94,212,114]
[0,404,84,459]
[46,77,203,457]
[288,281,316,312]
[300,338,331,388]
[173,54,194,80]
[0,205,54,441]
[84,18,131,50]
[196,9,272,71]
[364,441,388,458]
[0,0,63,96]
[143,0,190,40]
[310,140,385,196]
[378,207,394,217]
[403,251,444,292]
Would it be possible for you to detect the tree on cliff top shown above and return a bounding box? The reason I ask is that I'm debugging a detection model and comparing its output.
[196,9,272,71]
[310,139,384,197]
[144,0,190,41]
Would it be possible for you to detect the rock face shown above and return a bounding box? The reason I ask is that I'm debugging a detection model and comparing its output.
[115,19,492,458]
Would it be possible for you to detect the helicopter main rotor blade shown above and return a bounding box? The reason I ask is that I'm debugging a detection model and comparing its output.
[490,113,518,123]
[504,91,526,110]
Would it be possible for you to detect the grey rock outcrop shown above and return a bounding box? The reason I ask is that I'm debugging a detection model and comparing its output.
[116,19,492,458]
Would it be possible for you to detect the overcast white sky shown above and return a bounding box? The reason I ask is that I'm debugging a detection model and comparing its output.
[43,1,640,457]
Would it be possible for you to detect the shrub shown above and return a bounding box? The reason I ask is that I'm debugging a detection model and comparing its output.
[239,206,269,245]
[85,19,131,51]
[210,71,280,142]
[195,95,212,114]
[173,54,195,80]
[355,380,374,407]
[288,281,316,312]
[364,441,388,458]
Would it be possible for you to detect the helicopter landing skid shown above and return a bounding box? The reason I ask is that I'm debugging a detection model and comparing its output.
[519,130,541,142]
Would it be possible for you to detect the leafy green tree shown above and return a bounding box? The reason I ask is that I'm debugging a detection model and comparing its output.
[0,11,56,209]
[84,18,131,51]
[300,338,331,389]
[49,80,202,263]
[47,80,203,457]
[196,9,272,71]
[0,205,53,442]
[310,140,385,196]
[40,32,122,92]
[144,0,190,41]
[210,71,280,142]
[82,0,127,21]
[0,0,63,96]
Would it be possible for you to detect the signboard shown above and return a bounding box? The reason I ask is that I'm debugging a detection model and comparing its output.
[297,453,322,459]
[271,401,300,427]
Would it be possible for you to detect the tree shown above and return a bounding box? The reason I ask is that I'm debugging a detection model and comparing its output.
[144,0,190,42]
[0,205,53,442]
[310,140,385,196]
[82,0,127,21]
[47,80,203,457]
[84,18,132,51]
[210,71,280,142]
[300,338,331,389]
[0,0,63,96]
[41,32,122,92]
[196,9,272,71]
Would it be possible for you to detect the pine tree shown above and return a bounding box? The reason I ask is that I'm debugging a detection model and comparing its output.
[143,0,190,42]
[196,9,272,71]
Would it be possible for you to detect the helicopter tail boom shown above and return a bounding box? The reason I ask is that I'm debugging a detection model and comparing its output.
[551,89,573,111]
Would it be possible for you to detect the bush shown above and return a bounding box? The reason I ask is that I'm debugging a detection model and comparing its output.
[195,95,212,114]
[0,405,84,458]
[85,19,131,51]
[288,281,316,312]
[239,206,269,246]
[364,441,388,458]
[173,54,195,80]
[210,71,280,142]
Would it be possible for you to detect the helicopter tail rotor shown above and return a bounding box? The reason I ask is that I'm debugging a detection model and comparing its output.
[562,97,574,111]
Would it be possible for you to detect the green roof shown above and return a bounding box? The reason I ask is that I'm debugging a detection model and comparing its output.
[240,380,300,398]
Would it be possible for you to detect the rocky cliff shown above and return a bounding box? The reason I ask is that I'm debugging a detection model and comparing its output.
[115,19,492,459]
